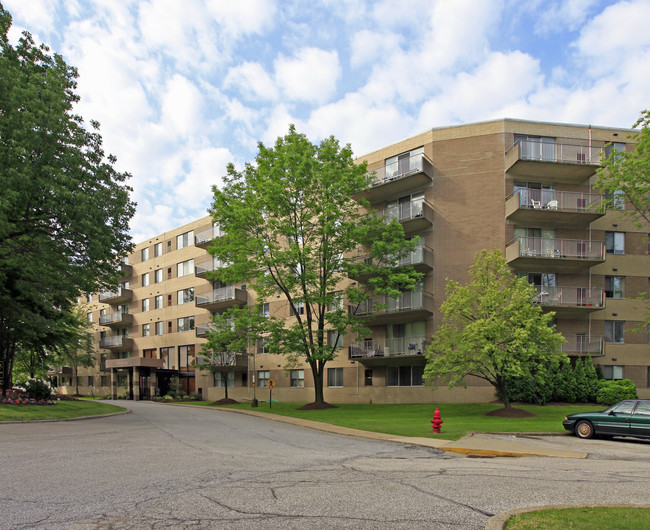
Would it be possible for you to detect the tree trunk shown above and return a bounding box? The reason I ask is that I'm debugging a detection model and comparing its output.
[309,360,325,404]
[222,371,229,400]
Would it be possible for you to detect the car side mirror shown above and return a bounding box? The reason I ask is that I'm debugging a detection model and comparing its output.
[608,411,617,416]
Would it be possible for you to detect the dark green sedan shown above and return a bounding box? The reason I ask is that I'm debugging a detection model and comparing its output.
[563,399,650,440]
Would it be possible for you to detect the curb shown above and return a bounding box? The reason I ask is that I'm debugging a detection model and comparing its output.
[485,504,650,529]
[0,408,130,424]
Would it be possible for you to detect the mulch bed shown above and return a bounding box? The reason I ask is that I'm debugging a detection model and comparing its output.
[211,398,239,405]
[297,402,338,410]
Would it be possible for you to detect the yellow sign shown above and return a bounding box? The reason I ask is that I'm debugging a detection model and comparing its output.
[266,378,276,390]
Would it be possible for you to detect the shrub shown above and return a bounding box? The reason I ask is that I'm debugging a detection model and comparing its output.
[164,394,175,400]
[177,390,187,399]
[596,379,638,406]
[190,392,202,401]
[23,378,55,400]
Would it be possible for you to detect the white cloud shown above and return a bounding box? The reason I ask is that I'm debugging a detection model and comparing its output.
[173,146,233,205]
[224,61,279,101]
[206,0,276,38]
[534,0,600,34]
[161,75,205,138]
[350,29,403,68]
[274,47,341,104]
[2,0,58,35]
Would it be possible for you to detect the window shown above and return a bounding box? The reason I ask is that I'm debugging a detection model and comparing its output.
[177,288,194,305]
[604,142,625,160]
[605,321,624,344]
[142,298,150,312]
[155,321,164,335]
[327,291,343,312]
[605,276,625,299]
[99,308,106,318]
[154,242,163,257]
[141,247,149,262]
[177,316,195,332]
[602,365,624,380]
[364,369,373,386]
[154,269,163,283]
[100,376,108,387]
[179,344,196,369]
[386,365,424,386]
[143,348,156,359]
[100,354,106,371]
[177,259,194,277]
[87,312,93,322]
[160,347,174,369]
[260,303,270,318]
[119,304,129,314]
[257,337,269,354]
[177,231,194,250]
[384,146,424,179]
[214,372,235,387]
[142,323,150,337]
[605,190,625,210]
[605,232,625,255]
[328,367,343,387]
[155,295,163,309]
[290,369,304,388]
[86,293,93,303]
[327,330,343,350]
[87,376,94,387]
[142,273,150,287]
[257,370,270,388]
[290,301,305,317]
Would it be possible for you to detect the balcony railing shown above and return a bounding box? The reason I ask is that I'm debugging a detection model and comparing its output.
[99,336,132,349]
[195,257,230,277]
[195,322,216,338]
[349,336,428,359]
[369,153,434,187]
[349,290,433,317]
[561,335,604,356]
[507,237,605,261]
[510,139,604,165]
[195,226,219,248]
[195,285,247,310]
[509,189,604,212]
[99,287,133,304]
[351,244,434,275]
[532,286,605,309]
[99,311,133,326]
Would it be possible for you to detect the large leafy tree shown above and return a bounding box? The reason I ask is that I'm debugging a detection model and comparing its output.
[596,110,650,227]
[209,126,419,405]
[424,250,566,408]
[0,6,135,395]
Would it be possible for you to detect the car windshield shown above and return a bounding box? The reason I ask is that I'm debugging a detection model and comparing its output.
[607,401,636,415]
[634,401,650,416]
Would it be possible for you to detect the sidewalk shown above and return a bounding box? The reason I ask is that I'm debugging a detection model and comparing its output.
[214,406,588,459]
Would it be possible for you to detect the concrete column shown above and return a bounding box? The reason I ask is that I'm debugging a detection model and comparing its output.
[111,369,118,400]
[150,370,158,398]
[133,367,140,401]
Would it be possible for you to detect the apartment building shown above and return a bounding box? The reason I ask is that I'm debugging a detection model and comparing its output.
[62,118,650,403]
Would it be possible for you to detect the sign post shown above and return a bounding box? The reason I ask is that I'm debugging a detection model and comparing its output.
[266,377,276,409]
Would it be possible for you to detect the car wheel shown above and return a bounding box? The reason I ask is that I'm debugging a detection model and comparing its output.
[575,420,594,439]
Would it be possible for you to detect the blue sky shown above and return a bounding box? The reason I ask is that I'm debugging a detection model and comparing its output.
[5,0,650,242]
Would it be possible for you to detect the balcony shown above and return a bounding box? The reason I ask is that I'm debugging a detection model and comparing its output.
[99,336,133,352]
[99,287,133,304]
[505,140,604,183]
[505,189,605,228]
[358,153,434,203]
[506,237,605,273]
[349,244,434,281]
[196,352,248,372]
[195,285,247,312]
[195,226,219,249]
[195,257,230,279]
[532,286,605,317]
[195,322,216,338]
[382,200,434,234]
[99,311,134,328]
[349,336,428,363]
[120,262,133,277]
[349,290,434,325]
[561,335,605,356]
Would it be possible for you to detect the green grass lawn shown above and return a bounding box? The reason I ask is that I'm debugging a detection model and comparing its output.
[205,402,600,440]
[505,507,650,529]
[0,400,127,422]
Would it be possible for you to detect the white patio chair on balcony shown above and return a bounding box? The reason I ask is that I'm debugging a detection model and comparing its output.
[546,200,558,210]
[531,199,542,209]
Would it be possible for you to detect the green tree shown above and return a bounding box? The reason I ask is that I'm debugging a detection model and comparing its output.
[0,6,135,395]
[196,306,269,401]
[596,110,650,227]
[424,249,566,408]
[208,126,419,405]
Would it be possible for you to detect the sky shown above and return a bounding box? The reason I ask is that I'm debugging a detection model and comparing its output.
[4,0,650,243]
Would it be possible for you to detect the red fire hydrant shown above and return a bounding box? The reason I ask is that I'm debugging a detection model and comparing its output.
[431,408,443,433]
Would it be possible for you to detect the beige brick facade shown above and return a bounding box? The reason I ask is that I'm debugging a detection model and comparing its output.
[61,118,650,403]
